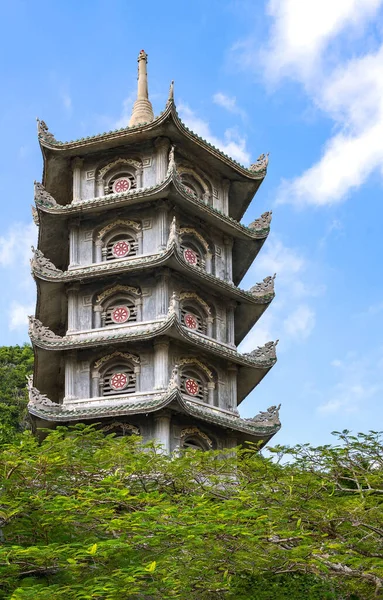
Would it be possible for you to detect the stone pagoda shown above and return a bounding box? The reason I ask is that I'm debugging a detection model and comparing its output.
[28,50,280,451]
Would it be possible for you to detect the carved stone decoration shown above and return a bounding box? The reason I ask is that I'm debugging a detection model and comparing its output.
[31,206,39,226]
[96,284,141,304]
[34,181,58,207]
[102,421,140,436]
[249,153,269,173]
[166,216,178,250]
[166,145,176,177]
[97,219,141,239]
[36,119,57,144]
[179,292,211,315]
[30,246,63,276]
[167,363,180,390]
[179,227,210,252]
[98,158,142,182]
[28,316,62,342]
[248,211,272,231]
[167,80,174,105]
[244,340,279,363]
[94,350,140,370]
[26,375,57,408]
[250,274,276,296]
[180,426,213,448]
[168,292,179,316]
[247,404,281,425]
[179,357,213,380]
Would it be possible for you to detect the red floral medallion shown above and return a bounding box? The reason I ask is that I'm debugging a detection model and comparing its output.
[184,313,198,329]
[183,248,197,265]
[185,378,199,396]
[111,305,130,324]
[112,177,131,194]
[112,240,131,258]
[110,372,128,391]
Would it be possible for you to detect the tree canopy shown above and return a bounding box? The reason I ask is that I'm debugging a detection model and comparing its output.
[0,425,382,599]
[0,345,33,443]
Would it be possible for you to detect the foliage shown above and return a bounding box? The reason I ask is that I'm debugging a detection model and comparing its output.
[0,426,382,598]
[0,345,33,443]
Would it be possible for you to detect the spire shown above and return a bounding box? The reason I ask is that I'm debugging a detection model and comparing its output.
[129,50,154,127]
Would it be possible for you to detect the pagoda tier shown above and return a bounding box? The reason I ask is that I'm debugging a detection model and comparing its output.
[28,51,280,451]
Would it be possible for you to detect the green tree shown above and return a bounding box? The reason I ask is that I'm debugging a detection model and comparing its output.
[0,426,382,599]
[0,345,33,443]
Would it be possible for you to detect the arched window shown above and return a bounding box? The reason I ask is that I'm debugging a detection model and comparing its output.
[180,174,204,199]
[178,166,212,204]
[106,171,136,195]
[179,229,210,270]
[179,293,212,336]
[183,435,208,450]
[180,427,213,451]
[96,158,142,197]
[105,230,138,261]
[102,293,137,326]
[101,360,136,396]
[179,359,216,404]
[102,422,140,437]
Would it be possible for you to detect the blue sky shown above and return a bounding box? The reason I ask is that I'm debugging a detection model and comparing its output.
[1,0,383,446]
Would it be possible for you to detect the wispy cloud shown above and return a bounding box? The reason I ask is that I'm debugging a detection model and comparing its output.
[114,91,136,129]
[178,103,250,165]
[0,222,36,268]
[9,302,34,331]
[233,0,383,207]
[213,92,246,119]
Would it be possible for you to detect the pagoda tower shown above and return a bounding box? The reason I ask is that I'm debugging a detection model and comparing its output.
[28,50,281,451]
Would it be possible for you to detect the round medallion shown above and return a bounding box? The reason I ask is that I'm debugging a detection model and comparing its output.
[184,313,198,329]
[183,248,198,266]
[111,305,130,324]
[185,377,199,396]
[110,372,129,391]
[112,177,131,194]
[112,240,131,258]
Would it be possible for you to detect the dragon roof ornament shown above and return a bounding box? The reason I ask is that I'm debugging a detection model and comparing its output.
[28,316,62,343]
[31,206,39,226]
[27,375,58,409]
[248,211,272,231]
[34,181,58,208]
[30,246,63,276]
[167,80,174,106]
[249,153,269,173]
[250,274,276,297]
[247,404,281,426]
[244,340,279,363]
[36,118,57,144]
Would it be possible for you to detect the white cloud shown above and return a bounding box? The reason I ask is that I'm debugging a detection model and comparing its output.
[0,222,36,268]
[234,0,383,206]
[178,103,250,165]
[213,92,246,118]
[283,304,315,340]
[9,302,34,331]
[114,91,136,129]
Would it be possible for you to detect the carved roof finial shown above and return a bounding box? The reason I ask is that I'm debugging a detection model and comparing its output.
[167,80,174,105]
[129,50,154,127]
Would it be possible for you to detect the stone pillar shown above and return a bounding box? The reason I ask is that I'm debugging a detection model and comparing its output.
[222,179,230,214]
[64,352,77,401]
[227,303,236,346]
[154,412,171,453]
[154,338,169,389]
[67,285,79,332]
[227,364,238,411]
[156,270,170,317]
[205,251,212,274]
[207,381,215,406]
[134,365,141,392]
[157,203,169,250]
[137,230,143,254]
[155,137,170,183]
[101,246,108,262]
[93,305,102,329]
[95,239,103,263]
[224,236,233,283]
[96,177,104,198]
[136,297,143,321]
[206,316,214,338]
[69,223,80,267]
[137,167,143,188]
[72,157,83,202]
[91,369,100,398]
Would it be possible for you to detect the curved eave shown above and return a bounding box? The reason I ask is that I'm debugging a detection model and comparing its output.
[28,388,280,444]
[39,102,265,182]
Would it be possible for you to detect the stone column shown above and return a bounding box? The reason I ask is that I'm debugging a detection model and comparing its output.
[136,297,143,321]
[154,338,169,389]
[222,179,230,214]
[134,365,141,392]
[95,239,103,263]
[205,251,213,274]
[206,316,214,338]
[64,352,77,401]
[93,305,102,329]
[227,303,236,346]
[67,285,79,332]
[69,222,80,267]
[137,230,143,254]
[72,157,83,202]
[154,411,171,453]
[224,236,233,283]
[137,167,143,189]
[227,364,238,411]
[155,137,170,183]
[96,177,104,198]
[157,202,169,250]
[91,369,100,398]
[156,270,170,317]
[207,381,215,406]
